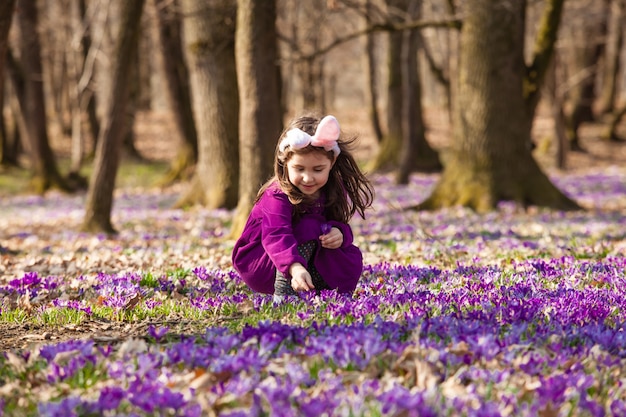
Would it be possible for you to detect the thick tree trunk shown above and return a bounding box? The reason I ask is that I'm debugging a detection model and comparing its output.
[367,0,406,172]
[230,0,282,238]
[0,0,17,166]
[153,0,198,185]
[82,0,145,233]
[16,0,68,194]
[418,0,578,212]
[177,0,239,209]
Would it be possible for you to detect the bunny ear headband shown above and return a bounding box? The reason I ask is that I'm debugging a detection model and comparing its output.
[279,115,341,157]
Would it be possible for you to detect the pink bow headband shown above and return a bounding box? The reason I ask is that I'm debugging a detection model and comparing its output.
[279,115,341,157]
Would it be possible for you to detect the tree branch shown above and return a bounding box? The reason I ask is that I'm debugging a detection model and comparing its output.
[418,31,449,88]
[280,15,462,62]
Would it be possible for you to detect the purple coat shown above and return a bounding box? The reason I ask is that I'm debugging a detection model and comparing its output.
[232,183,363,294]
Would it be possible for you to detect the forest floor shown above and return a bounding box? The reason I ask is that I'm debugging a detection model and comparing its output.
[1,107,625,352]
[132,106,626,172]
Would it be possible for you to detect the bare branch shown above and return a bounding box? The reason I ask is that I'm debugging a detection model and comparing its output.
[280,15,462,62]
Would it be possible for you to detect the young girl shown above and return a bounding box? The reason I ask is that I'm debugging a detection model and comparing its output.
[232,114,374,299]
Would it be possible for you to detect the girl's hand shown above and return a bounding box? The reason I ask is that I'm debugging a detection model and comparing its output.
[320,226,343,249]
[289,263,314,291]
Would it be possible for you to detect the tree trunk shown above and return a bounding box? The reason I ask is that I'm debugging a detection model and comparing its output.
[297,57,325,111]
[396,0,441,184]
[0,0,17,166]
[5,49,27,165]
[67,0,93,188]
[597,0,624,115]
[367,0,406,172]
[363,0,383,144]
[82,0,145,234]
[288,1,326,113]
[563,0,607,151]
[78,0,100,152]
[153,0,198,185]
[16,0,68,194]
[544,56,568,170]
[176,0,239,209]
[418,0,578,212]
[230,0,282,238]
[92,0,117,144]
[602,103,626,141]
[121,48,143,161]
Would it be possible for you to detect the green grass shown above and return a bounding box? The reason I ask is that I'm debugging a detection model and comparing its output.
[0,157,170,197]
[166,268,192,281]
[0,165,32,195]
[116,160,170,189]
[0,309,30,323]
[36,308,88,326]
[140,272,161,288]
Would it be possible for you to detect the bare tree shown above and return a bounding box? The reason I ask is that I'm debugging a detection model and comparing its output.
[297,2,327,111]
[597,0,624,116]
[367,0,407,172]
[602,103,626,141]
[16,0,69,194]
[366,0,440,177]
[417,0,579,212]
[363,0,383,143]
[5,49,27,166]
[0,0,17,167]
[152,0,198,185]
[66,0,98,188]
[80,0,102,151]
[561,0,607,150]
[82,0,145,233]
[230,0,283,238]
[396,0,441,184]
[176,0,239,209]
[40,0,72,138]
[0,0,17,256]
[543,55,569,169]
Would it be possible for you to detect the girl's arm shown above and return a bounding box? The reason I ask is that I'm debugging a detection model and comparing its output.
[259,191,307,274]
[289,263,314,291]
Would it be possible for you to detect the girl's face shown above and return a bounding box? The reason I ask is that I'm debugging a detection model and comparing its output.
[286,151,334,197]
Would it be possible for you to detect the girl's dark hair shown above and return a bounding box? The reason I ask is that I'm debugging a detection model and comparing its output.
[255,114,374,224]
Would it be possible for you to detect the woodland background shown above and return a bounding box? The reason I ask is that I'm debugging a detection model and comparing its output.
[2,3,626,413]
[0,0,625,234]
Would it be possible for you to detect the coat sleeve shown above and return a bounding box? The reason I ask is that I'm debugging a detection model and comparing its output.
[260,191,307,275]
[327,220,354,247]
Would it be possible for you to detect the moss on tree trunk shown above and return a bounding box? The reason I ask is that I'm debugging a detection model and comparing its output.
[416,0,578,213]
[418,151,578,212]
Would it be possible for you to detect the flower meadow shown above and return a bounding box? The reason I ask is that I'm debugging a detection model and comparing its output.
[1,168,626,417]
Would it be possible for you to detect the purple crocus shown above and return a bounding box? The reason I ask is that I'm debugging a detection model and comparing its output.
[148,325,169,342]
